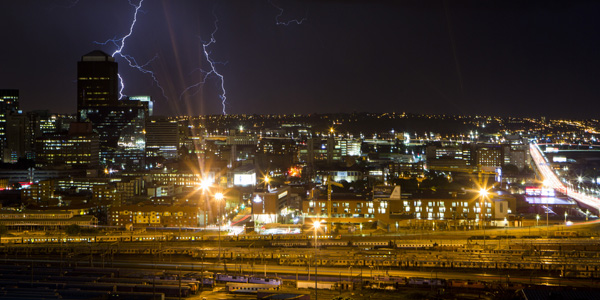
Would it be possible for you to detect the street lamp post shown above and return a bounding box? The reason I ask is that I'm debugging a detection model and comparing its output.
[564,211,567,226]
[215,192,224,260]
[264,175,270,191]
[253,195,264,232]
[546,204,549,237]
[200,180,211,230]
[536,214,539,226]
[479,188,489,247]
[546,205,550,238]
[313,221,320,300]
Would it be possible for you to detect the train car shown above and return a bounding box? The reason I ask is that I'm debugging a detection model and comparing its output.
[270,240,310,248]
[226,282,279,294]
[394,242,436,249]
[248,276,281,285]
[182,271,215,287]
[215,273,248,283]
[553,231,578,238]
[467,235,493,241]
[134,284,191,297]
[449,280,487,289]
[521,235,542,239]
[353,241,390,248]
[407,277,445,287]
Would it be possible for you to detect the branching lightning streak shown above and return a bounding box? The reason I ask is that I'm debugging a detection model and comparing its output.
[65,0,80,9]
[269,0,306,26]
[95,0,166,100]
[179,9,227,115]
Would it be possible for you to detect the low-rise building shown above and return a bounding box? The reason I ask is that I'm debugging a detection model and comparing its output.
[0,209,97,230]
[108,204,199,228]
[300,186,514,231]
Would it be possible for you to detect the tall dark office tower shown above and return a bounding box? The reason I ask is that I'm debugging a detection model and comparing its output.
[77,50,119,113]
[0,90,20,162]
[76,51,147,170]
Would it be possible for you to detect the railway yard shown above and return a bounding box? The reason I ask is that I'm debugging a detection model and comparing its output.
[1,226,600,299]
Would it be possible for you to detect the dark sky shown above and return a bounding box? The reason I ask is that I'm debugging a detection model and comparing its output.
[1,0,600,118]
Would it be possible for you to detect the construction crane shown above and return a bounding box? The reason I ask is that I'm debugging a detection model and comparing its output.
[325,175,343,233]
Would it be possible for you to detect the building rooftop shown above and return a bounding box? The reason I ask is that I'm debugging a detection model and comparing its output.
[81,50,115,62]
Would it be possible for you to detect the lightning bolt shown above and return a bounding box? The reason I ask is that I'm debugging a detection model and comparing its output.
[179,9,228,115]
[269,0,306,26]
[95,0,166,100]
[65,0,80,9]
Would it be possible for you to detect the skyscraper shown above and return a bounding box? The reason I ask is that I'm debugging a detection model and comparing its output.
[77,50,119,112]
[129,95,153,116]
[145,117,179,161]
[0,90,20,162]
[5,112,28,163]
[76,51,147,170]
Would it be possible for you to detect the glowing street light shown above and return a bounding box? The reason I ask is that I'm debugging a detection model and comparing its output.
[313,221,320,300]
[200,180,211,191]
[479,188,489,246]
[253,194,264,230]
[564,211,568,225]
[536,214,540,226]
[199,179,211,230]
[215,192,224,260]
[264,175,270,191]
[478,188,489,227]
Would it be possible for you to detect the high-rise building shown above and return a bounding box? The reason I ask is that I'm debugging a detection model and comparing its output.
[77,50,119,112]
[145,117,179,160]
[476,144,503,169]
[129,95,153,116]
[77,51,148,170]
[5,112,28,163]
[35,122,100,168]
[80,103,147,169]
[0,90,20,162]
[299,137,341,166]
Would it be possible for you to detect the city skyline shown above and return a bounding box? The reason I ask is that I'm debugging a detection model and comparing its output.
[2,1,600,118]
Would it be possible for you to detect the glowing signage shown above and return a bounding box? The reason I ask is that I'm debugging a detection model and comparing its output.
[553,156,567,163]
[525,186,555,197]
[234,173,256,187]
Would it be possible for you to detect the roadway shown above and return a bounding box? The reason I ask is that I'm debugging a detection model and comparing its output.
[530,142,600,209]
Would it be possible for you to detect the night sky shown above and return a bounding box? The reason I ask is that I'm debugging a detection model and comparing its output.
[1,1,599,118]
